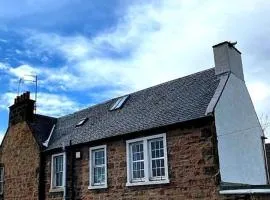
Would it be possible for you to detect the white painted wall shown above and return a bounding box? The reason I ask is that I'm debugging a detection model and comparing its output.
[215,73,268,185]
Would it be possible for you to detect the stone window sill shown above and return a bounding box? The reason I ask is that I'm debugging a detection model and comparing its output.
[49,187,64,193]
[126,179,170,187]
[88,184,108,190]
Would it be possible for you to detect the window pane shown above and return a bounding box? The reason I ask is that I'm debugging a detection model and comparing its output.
[130,142,144,180]
[56,172,63,186]
[132,143,144,161]
[91,147,106,185]
[150,139,165,178]
[94,166,105,184]
[132,161,144,179]
[54,156,63,172]
[53,155,63,187]
[151,139,164,159]
[94,150,105,165]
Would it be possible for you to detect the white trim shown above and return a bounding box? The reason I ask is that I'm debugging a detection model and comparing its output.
[50,152,66,192]
[220,189,270,194]
[126,141,131,184]
[143,139,149,182]
[126,133,169,186]
[43,124,55,147]
[88,145,108,190]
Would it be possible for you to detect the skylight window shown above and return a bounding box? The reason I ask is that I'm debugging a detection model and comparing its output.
[76,117,89,127]
[110,95,129,111]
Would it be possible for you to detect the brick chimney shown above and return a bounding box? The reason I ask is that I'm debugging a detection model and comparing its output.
[213,41,244,81]
[9,91,35,126]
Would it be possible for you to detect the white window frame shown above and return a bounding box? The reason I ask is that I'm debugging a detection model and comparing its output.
[126,133,169,186]
[89,145,108,189]
[50,153,66,192]
[0,167,4,195]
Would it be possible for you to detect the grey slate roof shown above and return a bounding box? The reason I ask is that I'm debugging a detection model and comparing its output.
[45,68,221,150]
[28,114,56,148]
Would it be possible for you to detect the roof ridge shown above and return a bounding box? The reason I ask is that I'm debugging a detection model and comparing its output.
[34,114,57,120]
[122,67,215,97]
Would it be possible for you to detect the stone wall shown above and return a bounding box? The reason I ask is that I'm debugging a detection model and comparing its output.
[0,122,40,200]
[44,121,225,200]
[1,120,269,199]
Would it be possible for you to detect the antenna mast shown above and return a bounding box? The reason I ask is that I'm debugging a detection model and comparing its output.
[17,74,38,113]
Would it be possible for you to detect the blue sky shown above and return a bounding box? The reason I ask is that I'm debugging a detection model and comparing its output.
[1,0,270,141]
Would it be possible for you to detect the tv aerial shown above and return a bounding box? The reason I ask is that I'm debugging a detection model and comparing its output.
[17,74,38,113]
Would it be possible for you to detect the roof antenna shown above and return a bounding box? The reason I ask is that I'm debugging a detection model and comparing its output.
[17,74,38,114]
[228,41,237,47]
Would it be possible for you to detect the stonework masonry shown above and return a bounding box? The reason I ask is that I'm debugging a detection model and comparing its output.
[44,121,224,200]
[43,120,270,200]
[0,122,40,200]
[0,120,269,199]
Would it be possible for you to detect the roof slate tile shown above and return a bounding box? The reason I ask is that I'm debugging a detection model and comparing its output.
[46,68,220,150]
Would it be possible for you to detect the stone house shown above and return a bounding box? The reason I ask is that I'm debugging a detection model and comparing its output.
[1,41,270,200]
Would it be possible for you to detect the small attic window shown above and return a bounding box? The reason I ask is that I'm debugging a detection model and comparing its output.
[76,117,89,127]
[110,95,129,111]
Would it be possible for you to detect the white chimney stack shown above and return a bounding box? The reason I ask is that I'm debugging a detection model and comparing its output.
[213,41,244,81]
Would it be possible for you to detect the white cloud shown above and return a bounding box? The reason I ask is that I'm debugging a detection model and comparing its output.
[0,92,81,117]
[3,0,270,119]
[247,82,270,119]
[248,82,270,102]
[8,64,39,78]
[0,62,9,70]
[247,81,270,140]
[36,92,82,117]
[1,63,78,91]
[0,92,16,110]
[23,0,270,92]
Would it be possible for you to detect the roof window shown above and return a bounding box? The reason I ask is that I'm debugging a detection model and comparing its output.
[110,95,129,111]
[75,117,89,127]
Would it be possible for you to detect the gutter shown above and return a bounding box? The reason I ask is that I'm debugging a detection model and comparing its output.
[220,189,270,195]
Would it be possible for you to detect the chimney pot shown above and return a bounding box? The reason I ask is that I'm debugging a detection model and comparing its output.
[17,96,21,103]
[26,91,30,99]
[23,93,26,100]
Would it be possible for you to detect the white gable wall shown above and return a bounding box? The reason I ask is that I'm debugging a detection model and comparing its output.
[215,73,268,185]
